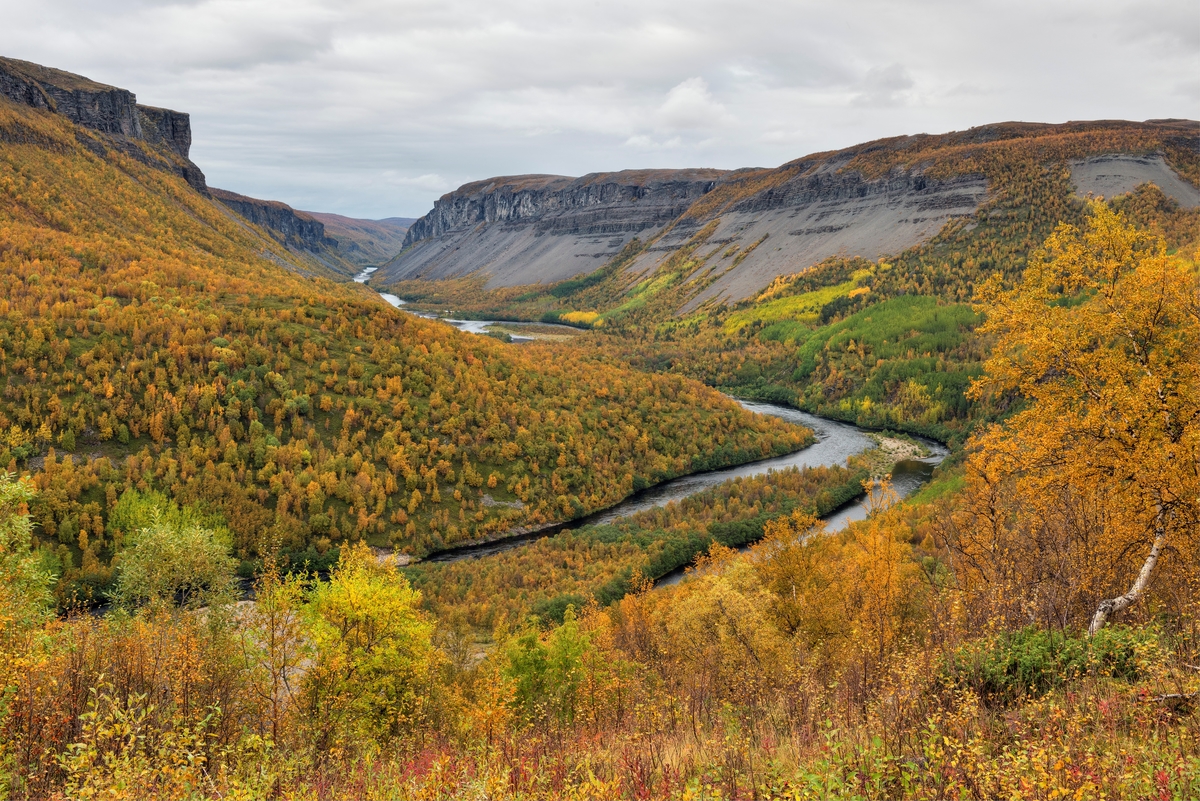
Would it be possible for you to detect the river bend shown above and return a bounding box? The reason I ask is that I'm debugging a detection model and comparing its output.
[356,268,949,572]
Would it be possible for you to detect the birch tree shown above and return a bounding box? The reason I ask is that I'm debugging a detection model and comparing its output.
[969,201,1199,635]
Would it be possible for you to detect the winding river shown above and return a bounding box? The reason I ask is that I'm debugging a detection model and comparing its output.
[355,267,949,576]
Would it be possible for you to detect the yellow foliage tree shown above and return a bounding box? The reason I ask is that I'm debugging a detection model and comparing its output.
[968,202,1199,634]
[301,542,439,760]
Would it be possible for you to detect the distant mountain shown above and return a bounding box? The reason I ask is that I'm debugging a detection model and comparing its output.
[302,211,415,268]
[376,170,727,287]
[383,120,1199,305]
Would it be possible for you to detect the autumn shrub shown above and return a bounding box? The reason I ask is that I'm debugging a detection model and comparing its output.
[57,685,273,801]
[112,515,237,609]
[502,610,591,727]
[299,542,440,760]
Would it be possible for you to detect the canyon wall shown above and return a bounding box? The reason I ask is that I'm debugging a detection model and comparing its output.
[379,170,727,287]
[0,56,207,192]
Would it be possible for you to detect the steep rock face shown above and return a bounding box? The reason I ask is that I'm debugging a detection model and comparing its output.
[0,56,206,192]
[0,57,140,136]
[138,105,192,158]
[211,189,336,252]
[381,169,727,287]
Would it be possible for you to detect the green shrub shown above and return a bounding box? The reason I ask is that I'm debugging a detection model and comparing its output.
[947,625,1161,705]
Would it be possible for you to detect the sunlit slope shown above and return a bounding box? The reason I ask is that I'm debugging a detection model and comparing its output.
[0,97,807,602]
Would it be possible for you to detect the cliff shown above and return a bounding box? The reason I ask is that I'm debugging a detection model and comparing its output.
[209,188,366,276]
[0,56,417,283]
[381,159,982,297]
[388,120,1199,305]
[0,56,207,192]
[210,188,335,252]
[379,169,727,287]
[649,159,991,309]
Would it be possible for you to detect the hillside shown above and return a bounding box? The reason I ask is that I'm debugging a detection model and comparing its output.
[376,169,727,287]
[302,211,414,268]
[384,119,1200,442]
[388,120,1198,307]
[0,59,808,605]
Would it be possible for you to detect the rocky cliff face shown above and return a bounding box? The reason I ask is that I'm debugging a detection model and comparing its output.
[0,56,207,192]
[382,170,727,287]
[137,104,192,158]
[210,189,336,252]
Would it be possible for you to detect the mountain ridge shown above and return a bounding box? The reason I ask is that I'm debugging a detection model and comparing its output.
[383,119,1199,304]
[379,169,728,287]
[0,56,415,275]
[302,211,415,268]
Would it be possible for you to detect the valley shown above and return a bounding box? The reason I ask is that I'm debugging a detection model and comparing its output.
[0,55,1196,801]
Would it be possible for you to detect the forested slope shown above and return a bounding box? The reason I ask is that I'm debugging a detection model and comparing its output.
[387,120,1200,443]
[0,84,806,605]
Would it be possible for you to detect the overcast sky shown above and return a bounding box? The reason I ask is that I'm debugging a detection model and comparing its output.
[2,0,1196,218]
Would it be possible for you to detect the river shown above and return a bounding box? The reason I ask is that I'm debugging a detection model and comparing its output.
[355,267,949,577]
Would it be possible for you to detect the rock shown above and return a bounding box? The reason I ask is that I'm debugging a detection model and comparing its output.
[0,56,208,192]
[379,169,727,288]
[661,160,991,309]
[211,188,337,253]
[138,104,193,159]
[1070,154,1200,208]
[0,57,141,137]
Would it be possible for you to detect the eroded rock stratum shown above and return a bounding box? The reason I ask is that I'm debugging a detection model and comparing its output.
[384,120,1198,305]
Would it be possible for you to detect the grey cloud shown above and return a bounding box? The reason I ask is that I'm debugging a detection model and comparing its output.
[656,78,734,130]
[0,0,1194,218]
[853,64,916,107]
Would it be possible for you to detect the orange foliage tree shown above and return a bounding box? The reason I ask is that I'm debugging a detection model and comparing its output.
[955,202,1199,633]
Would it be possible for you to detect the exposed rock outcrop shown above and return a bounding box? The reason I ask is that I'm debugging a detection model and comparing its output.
[660,161,990,309]
[384,160,985,299]
[1070,154,1200,208]
[0,56,207,192]
[137,104,192,158]
[211,189,336,252]
[379,170,727,287]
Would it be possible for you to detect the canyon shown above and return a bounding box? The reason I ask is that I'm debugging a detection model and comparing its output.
[381,120,1199,307]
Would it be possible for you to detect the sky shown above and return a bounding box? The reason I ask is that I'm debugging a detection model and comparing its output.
[2,0,1196,219]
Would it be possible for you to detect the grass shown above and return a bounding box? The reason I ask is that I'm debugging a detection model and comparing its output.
[724,276,864,334]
